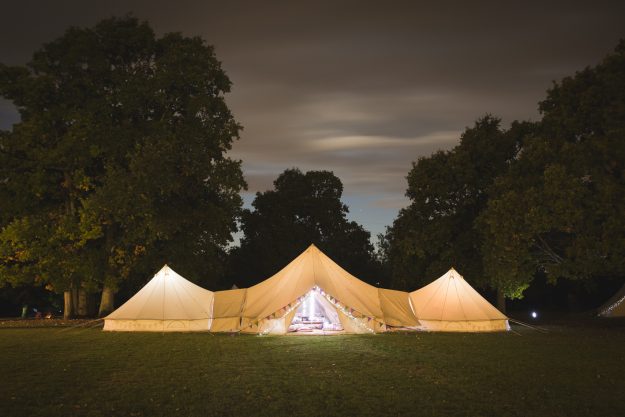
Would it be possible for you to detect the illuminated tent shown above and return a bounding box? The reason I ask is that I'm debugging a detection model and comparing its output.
[103,265,214,332]
[598,283,625,317]
[210,288,247,332]
[210,244,420,334]
[409,268,509,332]
[102,246,509,334]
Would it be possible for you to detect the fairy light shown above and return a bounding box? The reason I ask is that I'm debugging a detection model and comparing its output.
[255,286,380,335]
[315,286,376,334]
[257,297,304,336]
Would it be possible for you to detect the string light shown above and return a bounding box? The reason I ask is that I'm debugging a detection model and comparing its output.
[315,286,376,334]
[255,286,381,335]
[258,298,304,335]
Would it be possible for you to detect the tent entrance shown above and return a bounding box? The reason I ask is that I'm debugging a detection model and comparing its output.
[288,290,343,334]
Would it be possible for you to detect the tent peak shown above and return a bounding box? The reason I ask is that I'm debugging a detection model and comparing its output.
[447,267,465,281]
[158,264,176,278]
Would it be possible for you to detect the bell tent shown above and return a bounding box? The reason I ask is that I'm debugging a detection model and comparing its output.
[598,283,625,317]
[103,246,509,334]
[103,265,214,332]
[211,244,420,334]
[409,268,509,332]
[210,288,248,332]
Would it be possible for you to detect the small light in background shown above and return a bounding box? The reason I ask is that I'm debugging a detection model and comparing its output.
[531,311,538,319]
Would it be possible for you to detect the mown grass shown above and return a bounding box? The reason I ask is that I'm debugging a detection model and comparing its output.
[1,321,624,417]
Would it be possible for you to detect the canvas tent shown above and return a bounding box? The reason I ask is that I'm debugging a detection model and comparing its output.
[409,268,509,332]
[103,265,214,332]
[210,288,247,332]
[102,246,509,334]
[598,283,625,317]
[211,244,420,334]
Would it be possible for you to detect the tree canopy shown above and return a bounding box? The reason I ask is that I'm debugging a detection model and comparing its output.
[228,169,380,287]
[381,116,532,293]
[384,40,625,307]
[479,40,625,298]
[0,17,245,316]
[1,16,623,317]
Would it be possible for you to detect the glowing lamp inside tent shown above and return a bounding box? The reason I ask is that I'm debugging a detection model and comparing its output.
[289,288,344,333]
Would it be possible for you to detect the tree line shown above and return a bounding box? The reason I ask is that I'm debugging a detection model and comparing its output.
[381,40,625,310]
[1,17,623,317]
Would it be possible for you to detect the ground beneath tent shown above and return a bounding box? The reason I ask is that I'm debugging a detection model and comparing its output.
[287,329,344,336]
[2,320,625,417]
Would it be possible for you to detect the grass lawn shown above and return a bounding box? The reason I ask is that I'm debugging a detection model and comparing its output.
[1,320,624,417]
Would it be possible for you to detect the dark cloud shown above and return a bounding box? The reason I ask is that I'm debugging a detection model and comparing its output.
[2,1,625,237]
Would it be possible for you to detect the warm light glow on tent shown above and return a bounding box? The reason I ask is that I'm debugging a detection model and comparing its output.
[409,267,509,332]
[221,245,419,334]
[103,265,214,332]
[304,291,315,317]
[103,245,509,334]
[288,288,344,334]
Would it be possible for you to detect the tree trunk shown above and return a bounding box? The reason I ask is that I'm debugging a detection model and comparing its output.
[78,287,88,317]
[64,290,74,319]
[71,286,79,316]
[87,293,98,317]
[496,288,506,314]
[98,286,116,317]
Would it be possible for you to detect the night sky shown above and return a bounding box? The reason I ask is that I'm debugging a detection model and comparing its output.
[2,1,625,239]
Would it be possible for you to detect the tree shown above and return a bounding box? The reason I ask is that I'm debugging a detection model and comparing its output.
[479,40,625,304]
[0,17,245,317]
[228,169,380,287]
[382,116,532,309]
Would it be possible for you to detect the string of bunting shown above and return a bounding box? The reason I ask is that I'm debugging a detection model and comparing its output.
[249,286,386,335]
[247,295,302,331]
[313,286,382,334]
